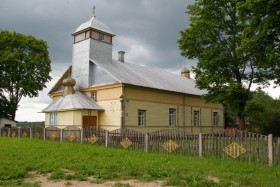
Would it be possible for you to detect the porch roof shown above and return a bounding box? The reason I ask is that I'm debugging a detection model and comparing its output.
[42,92,104,112]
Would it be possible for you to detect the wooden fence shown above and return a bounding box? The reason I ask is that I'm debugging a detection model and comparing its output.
[0,126,279,167]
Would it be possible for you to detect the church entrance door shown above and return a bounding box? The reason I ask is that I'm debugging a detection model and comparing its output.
[82,116,97,128]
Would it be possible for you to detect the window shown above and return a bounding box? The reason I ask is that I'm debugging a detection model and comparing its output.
[169,109,176,126]
[50,112,58,126]
[91,92,97,101]
[213,112,219,126]
[193,111,199,127]
[138,110,146,126]
[99,32,104,41]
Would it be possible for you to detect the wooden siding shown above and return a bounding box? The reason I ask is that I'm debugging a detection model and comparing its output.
[124,86,224,133]
[85,85,122,101]
[98,100,122,129]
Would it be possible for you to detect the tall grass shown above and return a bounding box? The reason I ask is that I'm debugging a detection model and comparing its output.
[0,137,279,186]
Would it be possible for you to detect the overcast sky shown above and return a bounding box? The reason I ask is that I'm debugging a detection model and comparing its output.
[1,0,280,122]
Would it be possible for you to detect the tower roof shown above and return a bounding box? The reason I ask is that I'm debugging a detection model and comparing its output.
[73,16,115,36]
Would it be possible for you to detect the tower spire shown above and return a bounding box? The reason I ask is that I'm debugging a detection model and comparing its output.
[92,5,96,18]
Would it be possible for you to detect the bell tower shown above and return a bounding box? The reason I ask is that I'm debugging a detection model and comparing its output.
[71,6,115,89]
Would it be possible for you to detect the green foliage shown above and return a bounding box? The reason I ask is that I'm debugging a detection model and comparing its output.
[0,138,280,186]
[245,89,280,136]
[178,0,279,130]
[238,0,280,84]
[0,30,51,119]
[16,121,45,128]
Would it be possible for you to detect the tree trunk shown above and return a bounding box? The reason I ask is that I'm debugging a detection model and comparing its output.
[238,116,245,130]
[10,99,18,120]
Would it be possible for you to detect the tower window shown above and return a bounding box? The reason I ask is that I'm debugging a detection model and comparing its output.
[91,92,97,101]
[99,33,104,41]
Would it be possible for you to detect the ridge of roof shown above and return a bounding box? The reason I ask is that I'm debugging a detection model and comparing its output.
[90,59,206,96]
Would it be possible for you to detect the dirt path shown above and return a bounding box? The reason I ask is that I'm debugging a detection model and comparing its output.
[24,172,167,187]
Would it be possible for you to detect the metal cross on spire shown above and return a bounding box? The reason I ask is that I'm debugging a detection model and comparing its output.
[92,5,96,18]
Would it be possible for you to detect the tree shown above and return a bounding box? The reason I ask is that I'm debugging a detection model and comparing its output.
[245,90,280,136]
[178,0,274,130]
[0,30,51,120]
[238,0,280,84]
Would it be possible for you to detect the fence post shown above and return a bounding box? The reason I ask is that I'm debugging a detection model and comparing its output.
[144,133,149,152]
[199,133,203,157]
[268,134,274,167]
[80,128,83,144]
[30,127,32,138]
[60,129,63,143]
[43,128,46,140]
[0,128,1,137]
[8,128,10,137]
[18,128,20,138]
[105,130,109,148]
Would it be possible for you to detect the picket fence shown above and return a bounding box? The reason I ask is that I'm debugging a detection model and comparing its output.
[0,126,279,167]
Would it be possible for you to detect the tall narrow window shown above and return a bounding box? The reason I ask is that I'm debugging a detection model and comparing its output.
[91,92,97,101]
[50,112,58,126]
[169,109,176,126]
[99,32,104,41]
[193,111,199,127]
[213,112,219,126]
[138,110,146,126]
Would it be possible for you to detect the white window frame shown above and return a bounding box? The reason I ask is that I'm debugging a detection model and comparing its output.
[169,108,176,126]
[193,111,199,127]
[91,92,97,101]
[213,112,219,126]
[99,32,104,41]
[138,110,146,126]
[50,112,58,126]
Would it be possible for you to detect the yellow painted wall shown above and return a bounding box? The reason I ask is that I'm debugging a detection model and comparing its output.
[84,84,122,101]
[45,110,99,129]
[124,86,224,133]
[46,83,224,133]
[98,100,122,130]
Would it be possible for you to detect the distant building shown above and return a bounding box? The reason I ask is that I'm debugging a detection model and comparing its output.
[0,118,16,128]
[42,9,224,133]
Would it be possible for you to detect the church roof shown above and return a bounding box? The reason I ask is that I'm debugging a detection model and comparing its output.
[42,91,104,112]
[74,17,114,36]
[90,59,207,96]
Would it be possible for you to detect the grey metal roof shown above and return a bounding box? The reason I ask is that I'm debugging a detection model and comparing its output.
[90,59,207,96]
[74,17,114,35]
[42,92,104,112]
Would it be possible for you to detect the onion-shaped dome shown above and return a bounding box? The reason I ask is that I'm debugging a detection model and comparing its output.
[62,77,76,86]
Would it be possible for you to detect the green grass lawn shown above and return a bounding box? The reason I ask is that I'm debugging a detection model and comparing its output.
[0,137,279,187]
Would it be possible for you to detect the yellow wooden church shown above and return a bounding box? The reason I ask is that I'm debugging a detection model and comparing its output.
[42,10,224,133]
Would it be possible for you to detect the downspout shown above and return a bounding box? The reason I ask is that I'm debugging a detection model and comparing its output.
[121,84,126,129]
[183,95,186,133]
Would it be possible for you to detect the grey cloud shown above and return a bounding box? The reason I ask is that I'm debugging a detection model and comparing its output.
[1,0,194,121]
